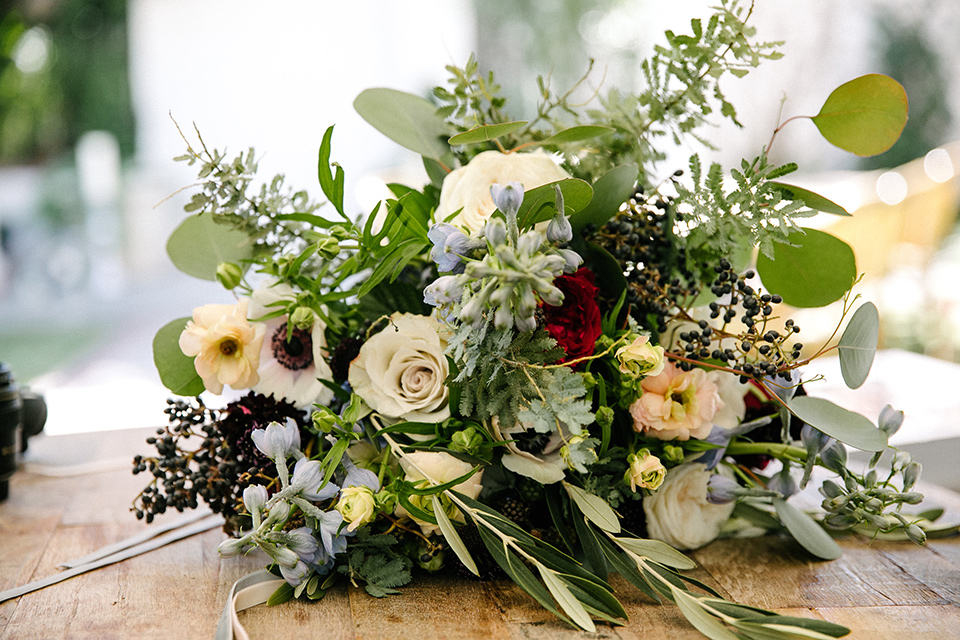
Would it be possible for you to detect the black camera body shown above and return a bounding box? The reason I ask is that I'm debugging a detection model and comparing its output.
[0,363,47,501]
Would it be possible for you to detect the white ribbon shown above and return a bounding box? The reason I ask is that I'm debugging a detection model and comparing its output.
[215,570,286,640]
[0,513,222,604]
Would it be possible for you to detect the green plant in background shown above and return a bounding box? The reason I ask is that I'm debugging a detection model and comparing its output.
[0,0,134,165]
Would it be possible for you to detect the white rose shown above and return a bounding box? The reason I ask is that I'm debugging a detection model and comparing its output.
[643,463,735,550]
[348,313,450,423]
[708,370,748,430]
[396,451,483,536]
[435,150,571,233]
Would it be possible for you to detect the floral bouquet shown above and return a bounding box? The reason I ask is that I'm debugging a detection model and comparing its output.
[134,2,947,637]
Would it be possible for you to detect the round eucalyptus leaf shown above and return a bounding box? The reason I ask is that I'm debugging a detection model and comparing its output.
[756,228,856,308]
[811,74,908,157]
[838,302,879,389]
[354,88,451,160]
[788,396,887,452]
[166,213,254,281]
[447,121,527,145]
[153,317,205,397]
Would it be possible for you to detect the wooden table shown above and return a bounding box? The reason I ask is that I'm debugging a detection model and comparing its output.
[2,428,960,640]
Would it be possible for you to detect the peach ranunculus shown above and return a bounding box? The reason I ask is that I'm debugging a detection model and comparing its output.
[434,150,571,233]
[628,362,723,440]
[178,299,266,394]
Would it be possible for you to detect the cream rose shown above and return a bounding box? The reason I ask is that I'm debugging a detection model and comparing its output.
[336,486,377,532]
[348,313,450,423]
[396,451,483,536]
[643,463,735,550]
[435,150,571,233]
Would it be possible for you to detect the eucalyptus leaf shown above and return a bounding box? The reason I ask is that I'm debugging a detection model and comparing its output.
[539,567,596,632]
[811,74,908,157]
[431,496,478,576]
[569,164,639,235]
[756,228,856,308]
[540,125,616,146]
[773,498,843,560]
[354,88,451,160]
[166,213,254,281]
[564,483,621,533]
[837,302,879,389]
[517,179,593,228]
[788,395,887,452]
[152,317,205,396]
[614,538,696,570]
[769,182,850,216]
[447,121,527,145]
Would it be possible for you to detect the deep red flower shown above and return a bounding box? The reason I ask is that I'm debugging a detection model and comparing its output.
[541,267,603,364]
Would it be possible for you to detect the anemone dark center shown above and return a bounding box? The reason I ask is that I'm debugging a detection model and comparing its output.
[271,324,313,371]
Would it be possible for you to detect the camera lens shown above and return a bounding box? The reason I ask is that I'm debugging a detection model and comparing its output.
[0,363,22,502]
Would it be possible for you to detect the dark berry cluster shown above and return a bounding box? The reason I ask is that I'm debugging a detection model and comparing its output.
[674,259,804,381]
[132,394,310,534]
[589,184,699,333]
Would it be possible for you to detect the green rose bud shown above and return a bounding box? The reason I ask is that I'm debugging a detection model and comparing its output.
[374,489,398,513]
[662,445,684,464]
[595,406,614,431]
[290,306,316,330]
[336,486,377,531]
[450,427,483,455]
[624,449,666,492]
[316,236,341,260]
[312,406,338,433]
[215,261,243,290]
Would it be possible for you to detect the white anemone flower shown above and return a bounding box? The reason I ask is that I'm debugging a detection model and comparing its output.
[247,281,334,409]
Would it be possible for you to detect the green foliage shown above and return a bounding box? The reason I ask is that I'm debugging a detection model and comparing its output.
[453,326,594,435]
[165,212,254,281]
[337,530,413,598]
[152,317,204,396]
[788,396,887,452]
[755,228,857,308]
[354,88,451,160]
[674,153,815,280]
[838,302,880,389]
[811,74,908,157]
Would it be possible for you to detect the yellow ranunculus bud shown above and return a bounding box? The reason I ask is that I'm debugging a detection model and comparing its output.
[336,486,376,531]
[615,335,665,378]
[624,449,666,492]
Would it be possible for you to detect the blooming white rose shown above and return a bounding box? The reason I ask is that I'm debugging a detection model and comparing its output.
[643,462,736,550]
[708,370,747,430]
[348,313,450,423]
[435,150,571,233]
[396,451,483,535]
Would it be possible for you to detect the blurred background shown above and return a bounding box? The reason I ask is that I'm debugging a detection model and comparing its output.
[1,0,960,462]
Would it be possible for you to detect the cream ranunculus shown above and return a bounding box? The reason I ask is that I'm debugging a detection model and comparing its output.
[643,462,735,550]
[616,335,666,378]
[629,361,723,440]
[435,150,571,233]
[624,449,666,492]
[348,313,450,423]
[178,299,266,394]
[396,451,483,536]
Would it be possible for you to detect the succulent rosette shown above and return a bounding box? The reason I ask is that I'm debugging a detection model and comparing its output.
[141,5,926,637]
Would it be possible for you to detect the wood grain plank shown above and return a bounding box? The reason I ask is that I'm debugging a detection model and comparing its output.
[348,572,510,639]
[814,605,960,640]
[691,534,947,610]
